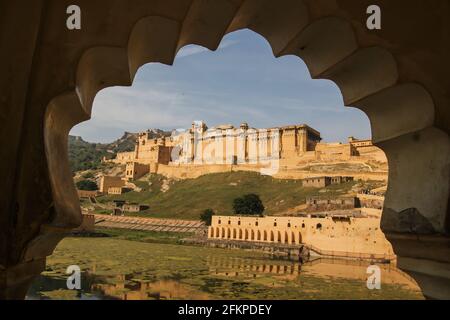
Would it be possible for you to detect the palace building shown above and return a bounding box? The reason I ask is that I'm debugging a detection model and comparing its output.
[107,121,386,180]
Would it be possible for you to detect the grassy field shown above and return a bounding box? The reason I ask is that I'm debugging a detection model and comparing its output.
[30,237,423,300]
[90,171,377,220]
[96,227,192,245]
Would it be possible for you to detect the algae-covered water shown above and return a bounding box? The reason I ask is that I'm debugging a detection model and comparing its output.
[27,237,424,300]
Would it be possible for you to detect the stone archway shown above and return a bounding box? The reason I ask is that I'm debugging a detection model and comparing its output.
[1,0,449,299]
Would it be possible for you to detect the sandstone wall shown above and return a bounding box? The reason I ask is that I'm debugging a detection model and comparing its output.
[209,215,394,258]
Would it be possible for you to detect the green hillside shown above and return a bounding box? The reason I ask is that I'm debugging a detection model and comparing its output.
[93,171,365,220]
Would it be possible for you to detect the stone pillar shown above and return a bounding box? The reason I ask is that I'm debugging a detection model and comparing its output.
[378,127,450,299]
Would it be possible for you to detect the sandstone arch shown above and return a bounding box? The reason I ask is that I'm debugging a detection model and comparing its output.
[1,0,449,299]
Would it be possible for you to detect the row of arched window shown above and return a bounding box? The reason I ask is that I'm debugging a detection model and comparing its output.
[209,227,302,245]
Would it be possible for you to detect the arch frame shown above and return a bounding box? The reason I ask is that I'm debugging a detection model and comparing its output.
[1,0,449,300]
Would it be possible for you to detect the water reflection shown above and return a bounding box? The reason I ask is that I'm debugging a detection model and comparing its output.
[28,255,422,300]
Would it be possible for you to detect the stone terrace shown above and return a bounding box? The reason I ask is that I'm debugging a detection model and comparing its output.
[93,214,205,233]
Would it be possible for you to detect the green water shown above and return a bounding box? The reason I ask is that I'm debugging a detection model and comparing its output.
[27,237,424,300]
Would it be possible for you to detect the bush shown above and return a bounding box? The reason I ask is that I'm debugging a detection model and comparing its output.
[82,172,95,179]
[200,209,215,226]
[76,179,98,191]
[233,194,265,216]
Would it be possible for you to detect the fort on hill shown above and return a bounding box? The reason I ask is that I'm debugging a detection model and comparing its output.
[103,121,387,182]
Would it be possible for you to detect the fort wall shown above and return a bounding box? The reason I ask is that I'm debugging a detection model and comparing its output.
[208,215,394,259]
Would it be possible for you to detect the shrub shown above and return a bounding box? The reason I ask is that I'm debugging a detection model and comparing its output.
[82,172,95,179]
[233,194,265,216]
[76,179,98,191]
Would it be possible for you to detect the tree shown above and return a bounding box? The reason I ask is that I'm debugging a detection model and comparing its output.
[76,179,98,191]
[200,209,215,226]
[233,194,265,216]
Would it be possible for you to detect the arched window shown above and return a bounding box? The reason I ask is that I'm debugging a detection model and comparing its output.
[316,223,322,230]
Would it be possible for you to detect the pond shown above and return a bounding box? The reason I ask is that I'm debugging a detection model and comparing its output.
[27,237,423,300]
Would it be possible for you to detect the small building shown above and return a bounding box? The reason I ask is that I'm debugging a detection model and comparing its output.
[302,176,354,188]
[77,189,99,199]
[113,200,126,208]
[123,203,146,213]
[306,197,359,212]
[302,176,332,188]
[330,176,354,184]
[99,175,125,193]
[107,186,132,195]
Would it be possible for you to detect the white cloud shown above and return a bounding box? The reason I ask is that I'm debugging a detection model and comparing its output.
[176,39,239,59]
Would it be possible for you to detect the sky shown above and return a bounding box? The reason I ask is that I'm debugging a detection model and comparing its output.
[70,29,371,143]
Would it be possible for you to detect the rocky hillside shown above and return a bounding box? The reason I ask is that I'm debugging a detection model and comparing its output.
[68,130,171,173]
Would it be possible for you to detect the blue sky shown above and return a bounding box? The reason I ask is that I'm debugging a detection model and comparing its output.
[70,29,371,143]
